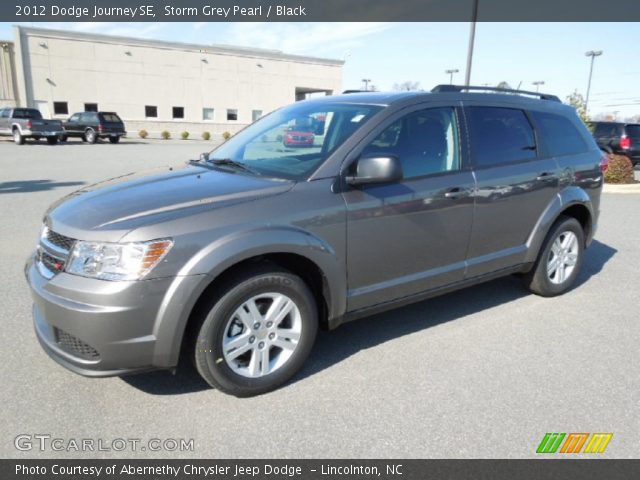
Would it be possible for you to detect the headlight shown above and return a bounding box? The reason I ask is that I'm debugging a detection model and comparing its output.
[66,239,173,281]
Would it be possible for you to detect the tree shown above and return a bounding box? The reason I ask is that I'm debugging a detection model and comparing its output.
[566,90,590,125]
[393,81,421,91]
[496,81,512,90]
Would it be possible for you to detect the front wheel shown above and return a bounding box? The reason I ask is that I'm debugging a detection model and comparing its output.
[523,216,585,297]
[193,267,318,397]
[109,136,120,144]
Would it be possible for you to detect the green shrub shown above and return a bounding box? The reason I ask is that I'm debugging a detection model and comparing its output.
[202,131,211,141]
[138,129,148,139]
[604,154,635,184]
[222,131,231,141]
[161,130,171,140]
[181,131,189,140]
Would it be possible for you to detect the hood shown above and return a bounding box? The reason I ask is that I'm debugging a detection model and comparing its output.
[46,163,293,240]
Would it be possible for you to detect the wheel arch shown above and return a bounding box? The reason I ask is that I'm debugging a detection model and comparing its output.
[524,187,594,265]
[151,228,346,368]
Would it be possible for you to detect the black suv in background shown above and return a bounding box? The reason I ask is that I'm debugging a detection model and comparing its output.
[590,121,640,165]
[61,111,126,144]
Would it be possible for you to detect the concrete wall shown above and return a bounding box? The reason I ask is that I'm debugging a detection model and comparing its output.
[13,27,343,133]
[0,41,18,108]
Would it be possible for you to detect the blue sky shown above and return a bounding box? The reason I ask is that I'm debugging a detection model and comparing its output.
[1,22,639,118]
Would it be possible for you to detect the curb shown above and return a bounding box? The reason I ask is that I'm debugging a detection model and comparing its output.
[603,183,640,194]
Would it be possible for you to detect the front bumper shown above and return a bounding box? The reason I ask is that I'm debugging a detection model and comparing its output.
[25,254,196,377]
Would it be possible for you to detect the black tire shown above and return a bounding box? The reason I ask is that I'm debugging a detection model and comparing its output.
[13,129,24,145]
[46,136,58,145]
[59,135,68,142]
[85,129,97,144]
[193,267,318,397]
[109,136,120,144]
[523,216,585,297]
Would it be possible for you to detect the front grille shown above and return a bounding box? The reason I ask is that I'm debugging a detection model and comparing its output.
[55,328,100,360]
[46,229,75,251]
[37,228,75,278]
[40,251,65,273]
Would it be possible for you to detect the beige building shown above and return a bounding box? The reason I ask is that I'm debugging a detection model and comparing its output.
[0,26,343,137]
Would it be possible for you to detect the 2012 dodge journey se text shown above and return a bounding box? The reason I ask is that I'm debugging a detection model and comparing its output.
[25,85,605,397]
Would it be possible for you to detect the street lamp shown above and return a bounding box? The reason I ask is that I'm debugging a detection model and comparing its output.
[584,50,603,112]
[532,80,545,92]
[445,69,459,84]
[464,0,479,85]
[361,78,372,91]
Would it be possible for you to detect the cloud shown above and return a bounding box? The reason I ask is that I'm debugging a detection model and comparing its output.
[224,22,391,57]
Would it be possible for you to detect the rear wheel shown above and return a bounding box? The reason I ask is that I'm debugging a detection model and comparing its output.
[46,136,58,145]
[59,135,68,142]
[109,136,120,144]
[13,129,24,145]
[523,216,584,297]
[85,129,97,144]
[193,267,318,397]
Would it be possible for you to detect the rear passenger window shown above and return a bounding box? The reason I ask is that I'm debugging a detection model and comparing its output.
[531,111,589,157]
[468,107,536,167]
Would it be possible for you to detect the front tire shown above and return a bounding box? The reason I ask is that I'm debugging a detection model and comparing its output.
[523,216,585,297]
[109,136,120,144]
[193,267,318,397]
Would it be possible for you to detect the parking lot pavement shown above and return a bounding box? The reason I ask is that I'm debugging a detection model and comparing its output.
[1,140,638,459]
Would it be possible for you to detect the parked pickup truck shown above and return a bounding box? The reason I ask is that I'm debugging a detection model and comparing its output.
[0,107,64,145]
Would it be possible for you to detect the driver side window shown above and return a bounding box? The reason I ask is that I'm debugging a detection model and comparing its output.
[362,107,460,179]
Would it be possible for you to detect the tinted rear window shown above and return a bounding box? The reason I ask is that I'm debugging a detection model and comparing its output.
[99,113,122,123]
[625,125,640,138]
[467,107,536,167]
[531,111,589,157]
[13,109,42,119]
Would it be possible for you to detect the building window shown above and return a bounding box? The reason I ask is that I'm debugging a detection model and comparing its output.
[53,102,68,115]
[84,103,98,112]
[227,109,238,121]
[172,107,184,119]
[145,105,158,118]
[203,108,214,121]
[252,110,263,122]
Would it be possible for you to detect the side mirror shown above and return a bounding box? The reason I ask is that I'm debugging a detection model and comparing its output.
[199,152,210,162]
[346,156,403,186]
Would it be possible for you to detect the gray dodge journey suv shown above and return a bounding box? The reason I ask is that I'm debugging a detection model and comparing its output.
[25,85,605,396]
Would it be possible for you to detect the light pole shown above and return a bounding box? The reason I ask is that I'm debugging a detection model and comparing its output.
[532,80,545,92]
[584,50,603,112]
[464,0,479,86]
[361,78,372,91]
[445,69,459,84]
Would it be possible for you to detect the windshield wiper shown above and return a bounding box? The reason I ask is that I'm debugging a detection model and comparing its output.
[209,158,260,176]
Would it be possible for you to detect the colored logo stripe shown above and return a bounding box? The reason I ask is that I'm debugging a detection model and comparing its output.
[536,433,565,453]
[560,433,589,453]
[584,433,613,454]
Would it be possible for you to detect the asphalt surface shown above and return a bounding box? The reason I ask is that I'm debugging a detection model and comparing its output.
[0,138,638,459]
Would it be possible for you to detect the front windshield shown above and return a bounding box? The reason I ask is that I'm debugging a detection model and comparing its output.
[209,102,382,180]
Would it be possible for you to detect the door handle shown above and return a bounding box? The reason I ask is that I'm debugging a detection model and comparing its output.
[536,172,556,181]
[444,187,466,199]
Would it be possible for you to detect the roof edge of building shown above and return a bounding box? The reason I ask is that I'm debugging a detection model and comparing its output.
[14,25,345,66]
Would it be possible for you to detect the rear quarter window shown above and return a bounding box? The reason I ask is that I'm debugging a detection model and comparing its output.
[100,113,122,123]
[531,111,589,157]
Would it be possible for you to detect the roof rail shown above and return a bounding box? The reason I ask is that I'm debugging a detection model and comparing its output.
[431,84,561,102]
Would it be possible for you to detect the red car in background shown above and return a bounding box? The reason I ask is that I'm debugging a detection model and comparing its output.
[283,125,315,147]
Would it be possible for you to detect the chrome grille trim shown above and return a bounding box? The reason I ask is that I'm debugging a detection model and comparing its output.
[37,227,75,279]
